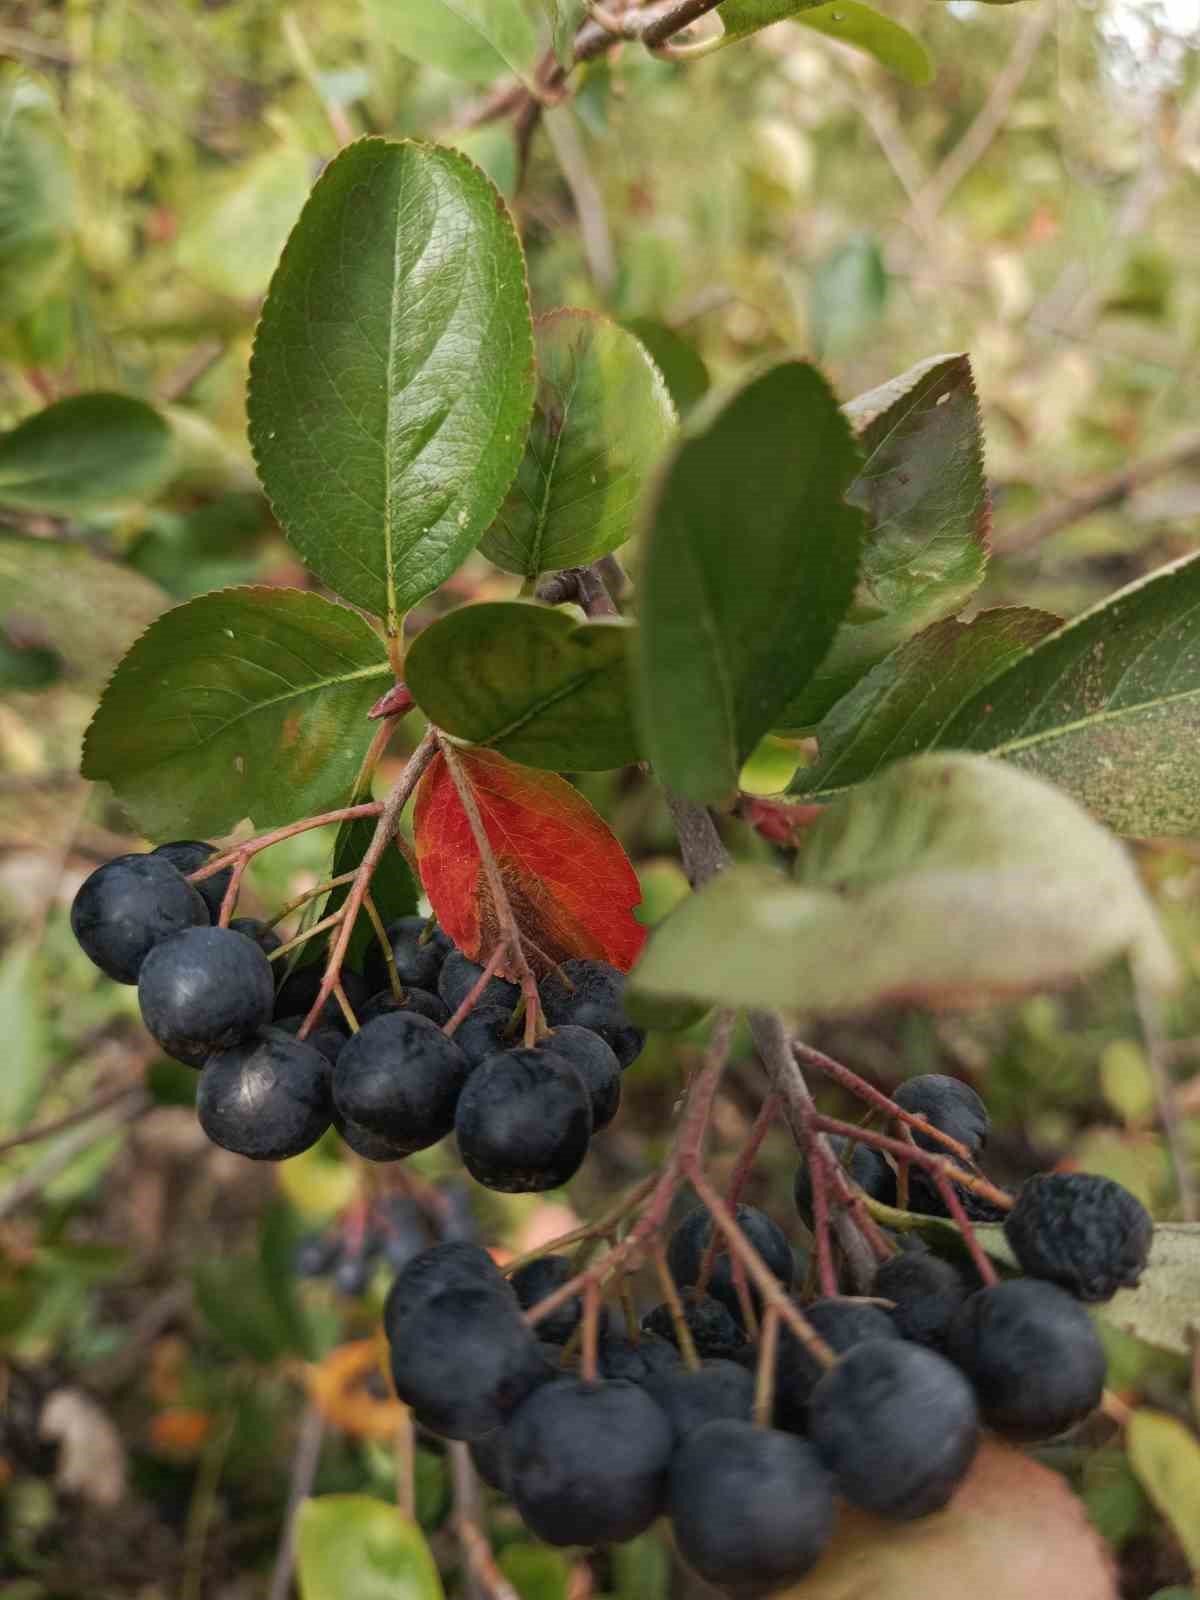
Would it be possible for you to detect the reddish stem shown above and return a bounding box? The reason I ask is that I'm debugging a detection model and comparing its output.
[188,803,385,883]
[442,945,509,1038]
[807,1135,839,1298]
[580,1281,601,1384]
[793,1041,973,1166]
[811,1113,1013,1211]
[933,1172,1000,1286]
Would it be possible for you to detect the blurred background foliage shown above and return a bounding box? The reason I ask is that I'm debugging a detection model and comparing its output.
[2,0,1200,1595]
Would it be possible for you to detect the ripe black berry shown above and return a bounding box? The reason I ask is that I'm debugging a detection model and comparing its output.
[906,1171,1010,1222]
[510,1254,592,1346]
[438,952,520,1015]
[358,986,450,1027]
[771,1296,899,1433]
[537,1025,621,1131]
[274,1016,347,1065]
[507,1377,673,1545]
[70,853,209,983]
[388,1283,551,1439]
[669,1420,835,1597]
[539,960,645,1069]
[364,915,451,995]
[1004,1172,1153,1302]
[666,1204,794,1324]
[947,1278,1107,1440]
[809,1339,979,1519]
[894,1074,989,1156]
[197,1027,331,1159]
[333,1013,469,1153]
[455,1048,592,1193]
[873,1251,970,1349]
[643,1295,744,1359]
[333,1107,408,1162]
[642,1359,754,1442]
[452,1003,518,1067]
[384,1241,506,1344]
[229,916,283,955]
[794,1134,896,1225]
[151,840,233,922]
[470,1429,512,1493]
[138,925,275,1066]
[597,1331,682,1382]
[273,964,370,1030]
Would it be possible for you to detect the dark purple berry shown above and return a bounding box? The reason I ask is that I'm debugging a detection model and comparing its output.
[438,952,520,1015]
[642,1295,744,1359]
[274,964,370,1031]
[450,1003,519,1067]
[666,1204,793,1325]
[70,853,209,984]
[364,915,450,995]
[333,1012,469,1153]
[229,916,283,955]
[539,959,645,1069]
[383,1242,506,1345]
[597,1331,682,1383]
[454,1048,592,1193]
[537,1025,621,1130]
[510,1254,594,1346]
[795,1134,897,1224]
[771,1297,899,1434]
[197,1026,331,1160]
[138,925,275,1066]
[642,1359,755,1443]
[151,840,234,922]
[1003,1172,1153,1302]
[873,1251,970,1349]
[893,1074,989,1156]
[359,986,450,1027]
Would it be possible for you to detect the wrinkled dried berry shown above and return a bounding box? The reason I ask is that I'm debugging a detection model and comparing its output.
[1004,1172,1153,1302]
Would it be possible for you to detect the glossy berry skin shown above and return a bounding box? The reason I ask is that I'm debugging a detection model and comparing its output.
[384,1241,507,1344]
[772,1298,899,1434]
[389,1284,551,1439]
[947,1278,1107,1440]
[151,840,233,922]
[894,1074,989,1156]
[70,853,209,984]
[669,1420,835,1597]
[666,1204,794,1324]
[873,1251,970,1349]
[229,916,282,956]
[511,1254,591,1346]
[138,925,275,1066]
[455,1049,592,1193]
[643,1359,754,1443]
[809,1340,979,1519]
[358,986,450,1027]
[597,1332,682,1383]
[333,1013,469,1153]
[537,1026,621,1131]
[539,960,645,1070]
[643,1296,744,1360]
[794,1135,896,1224]
[333,1107,408,1162]
[273,965,370,1031]
[452,1004,518,1067]
[507,1377,674,1546]
[438,952,520,1015]
[1004,1172,1153,1302]
[197,1027,331,1160]
[364,915,450,996]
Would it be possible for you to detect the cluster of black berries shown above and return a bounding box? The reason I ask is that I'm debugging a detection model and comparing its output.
[69,844,644,1183]
[293,1182,477,1296]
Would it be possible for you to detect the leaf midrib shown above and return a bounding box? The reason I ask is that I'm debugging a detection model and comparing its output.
[473,657,614,750]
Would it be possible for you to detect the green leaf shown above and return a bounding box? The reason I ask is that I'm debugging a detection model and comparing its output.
[0,635,60,691]
[178,143,312,302]
[631,753,1178,1014]
[249,138,535,625]
[0,68,75,324]
[192,1257,295,1362]
[792,608,1061,797]
[717,0,825,46]
[929,550,1200,837]
[622,318,711,417]
[406,601,640,769]
[797,2,934,85]
[297,1495,444,1600]
[1099,1225,1200,1359]
[636,362,863,806]
[542,0,589,65]
[782,353,991,728]
[362,0,539,84]
[0,534,165,687]
[809,234,888,358]
[1128,1409,1200,1575]
[611,1533,671,1600]
[81,587,391,839]
[498,1543,571,1600]
[480,309,675,578]
[0,395,175,514]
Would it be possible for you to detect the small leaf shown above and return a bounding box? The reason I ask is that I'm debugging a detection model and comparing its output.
[636,362,863,806]
[935,550,1200,837]
[1128,1410,1200,1576]
[622,318,711,417]
[362,0,539,85]
[413,746,646,976]
[809,235,889,358]
[480,309,675,578]
[296,1495,444,1600]
[82,587,391,839]
[0,67,75,324]
[780,1440,1118,1599]
[178,142,312,302]
[783,353,991,728]
[249,138,535,625]
[1099,1224,1200,1358]
[631,754,1178,1015]
[405,602,640,770]
[0,395,175,514]
[793,608,1061,797]
[797,2,934,86]
[717,0,825,46]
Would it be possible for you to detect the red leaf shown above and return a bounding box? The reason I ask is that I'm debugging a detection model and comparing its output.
[412,747,646,977]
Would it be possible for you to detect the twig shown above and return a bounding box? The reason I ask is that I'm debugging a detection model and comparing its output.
[725,1093,780,1210]
[652,1241,701,1370]
[0,1081,144,1158]
[189,803,386,883]
[266,1403,325,1600]
[753,1306,780,1427]
[442,946,511,1038]
[641,0,724,49]
[543,107,616,295]
[0,1095,150,1219]
[933,1173,999,1286]
[792,1040,974,1165]
[449,1443,521,1600]
[811,1113,1013,1211]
